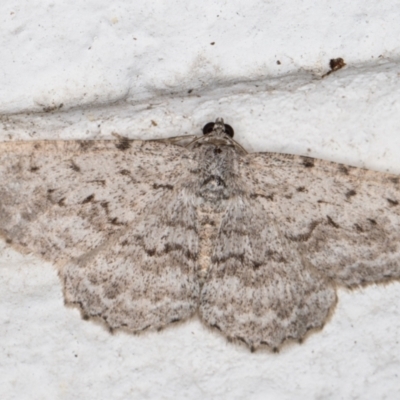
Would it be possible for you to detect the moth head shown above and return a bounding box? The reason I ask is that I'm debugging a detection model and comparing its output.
[202,118,234,138]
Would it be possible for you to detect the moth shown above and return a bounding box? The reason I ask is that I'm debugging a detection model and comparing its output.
[1,118,399,351]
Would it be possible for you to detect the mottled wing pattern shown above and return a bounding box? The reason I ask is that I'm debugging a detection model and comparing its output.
[2,122,400,350]
[62,187,200,331]
[201,150,400,350]
[242,153,400,287]
[200,196,336,350]
[0,140,185,262]
[0,139,200,330]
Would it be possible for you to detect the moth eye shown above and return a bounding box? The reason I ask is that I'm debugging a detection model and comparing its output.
[202,122,234,138]
[224,124,234,138]
[202,122,215,135]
